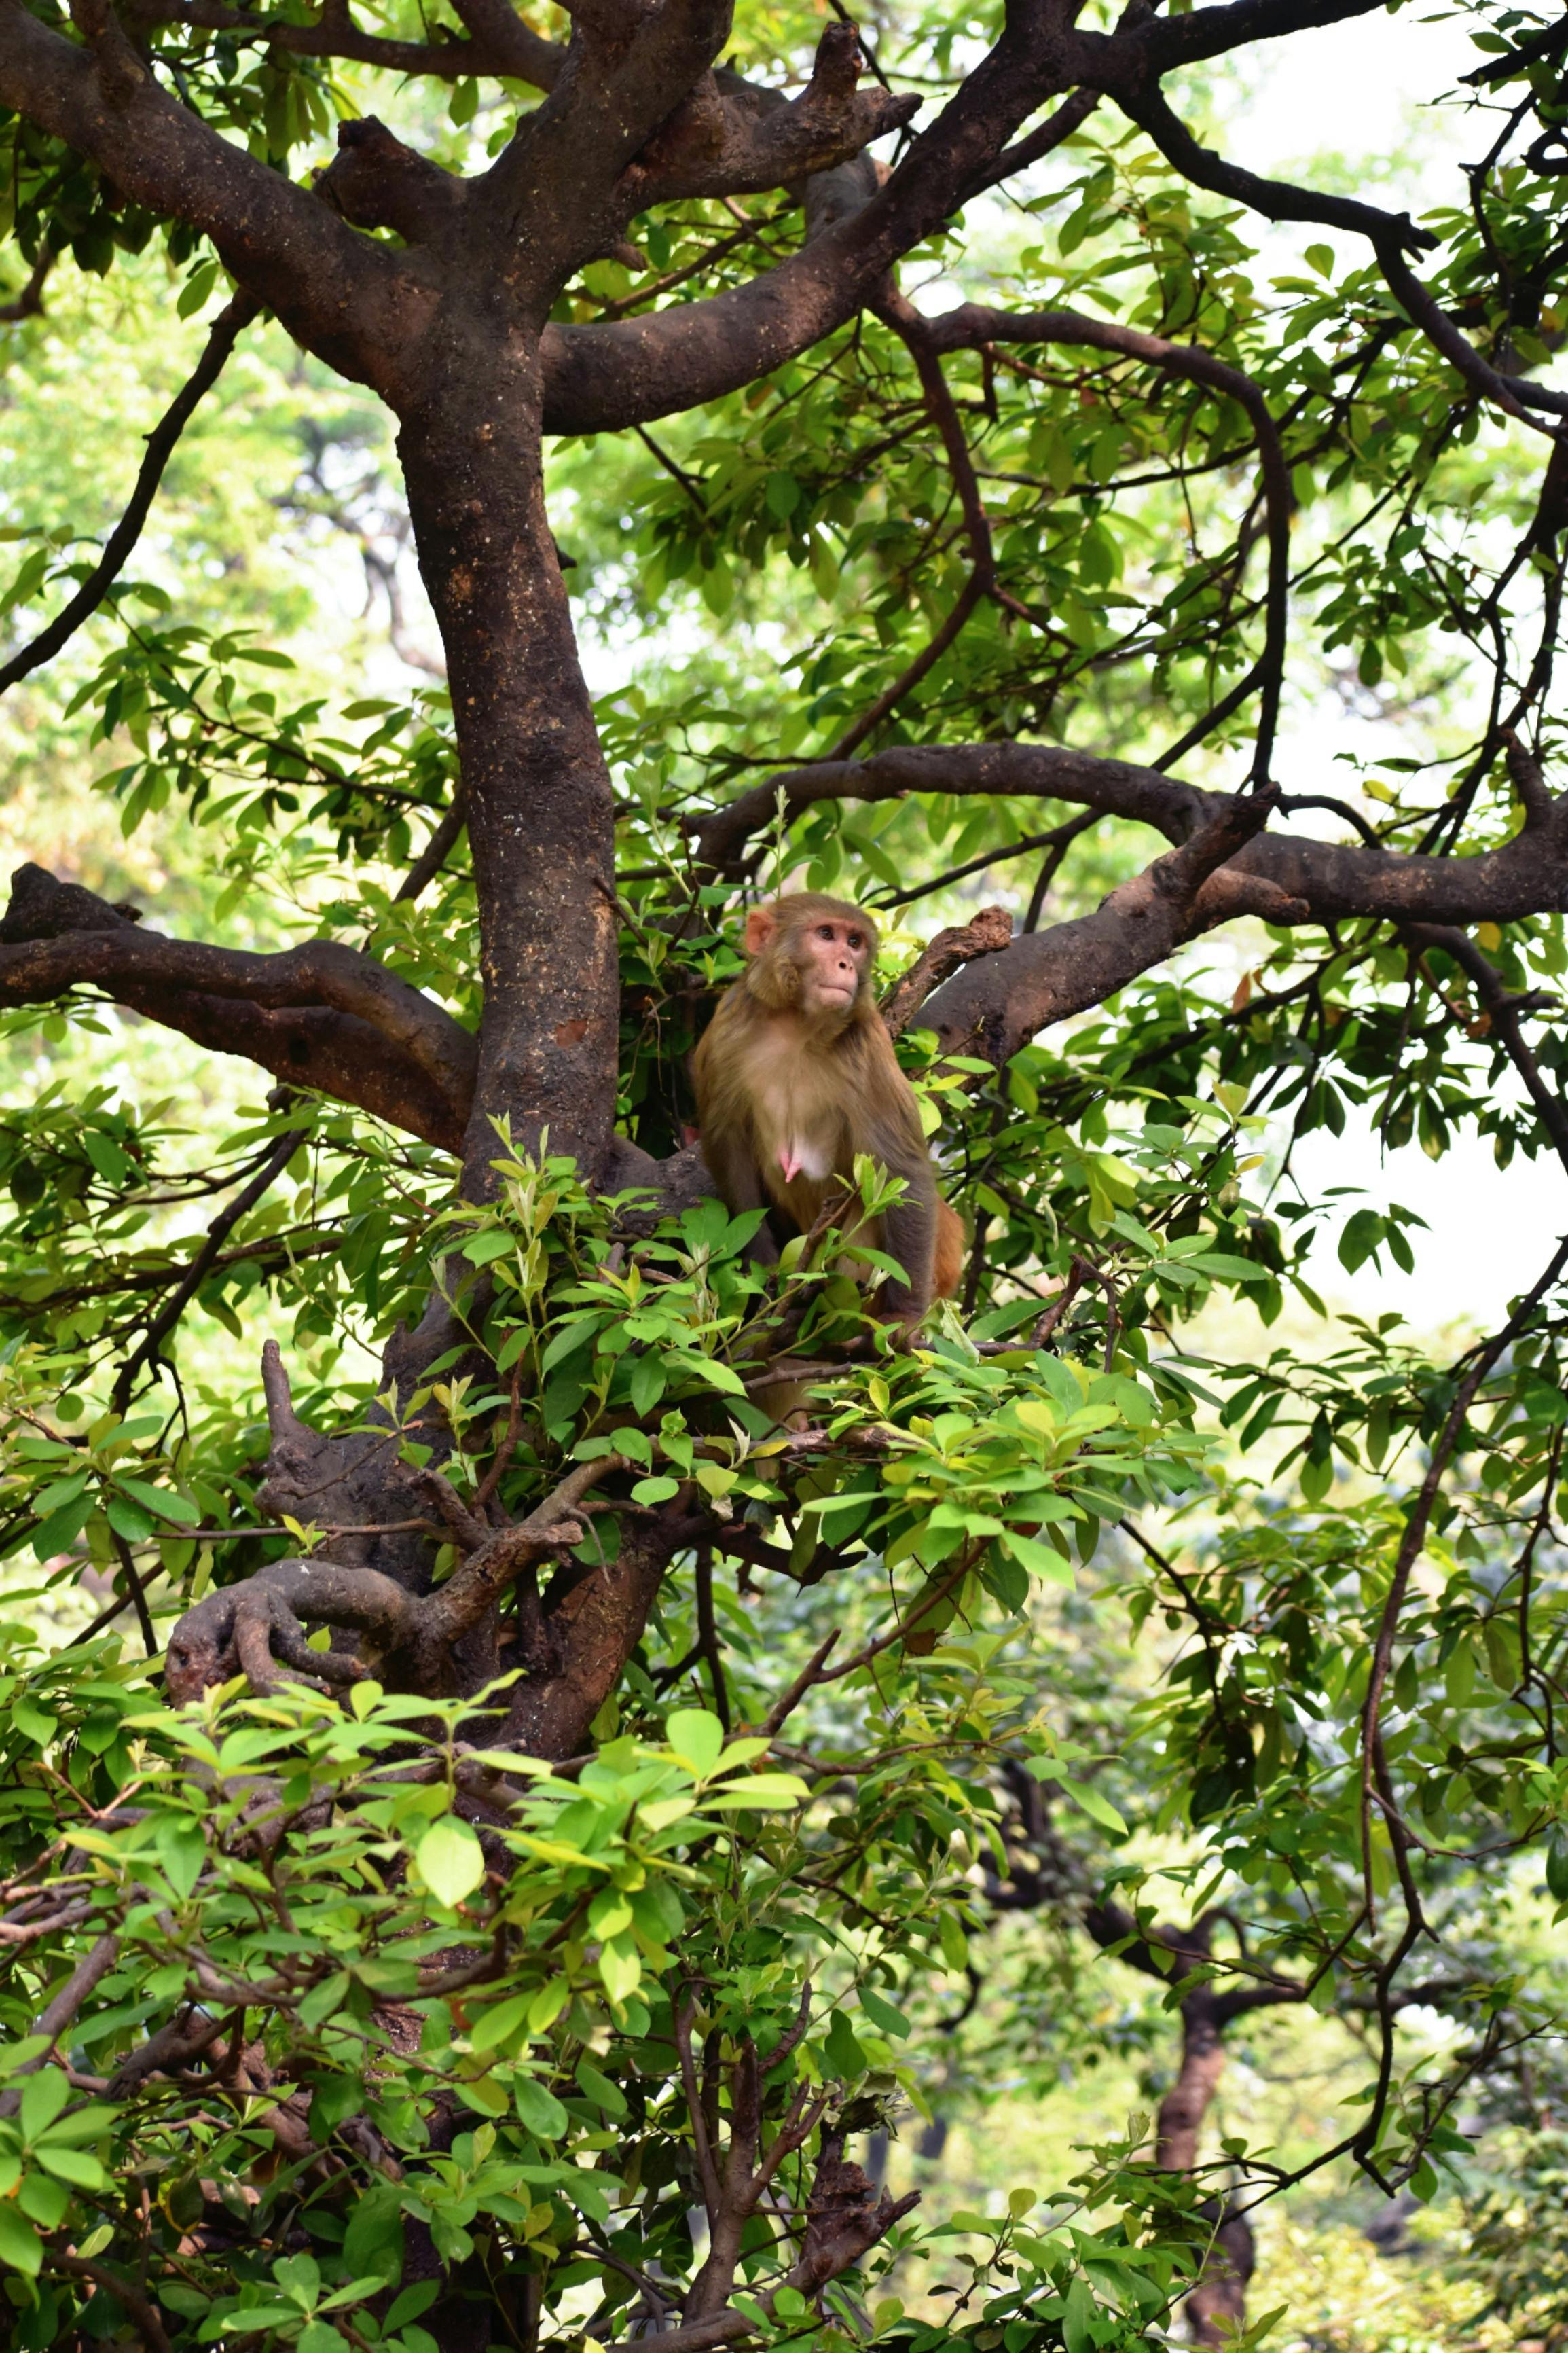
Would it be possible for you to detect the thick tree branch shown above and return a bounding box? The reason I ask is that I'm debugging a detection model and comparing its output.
[539,5,1076,432]
[0,865,476,1151]
[686,740,1568,1066]
[0,0,420,382]
[619,25,919,209]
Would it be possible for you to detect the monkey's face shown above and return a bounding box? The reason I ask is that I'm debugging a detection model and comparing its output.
[794,912,871,1018]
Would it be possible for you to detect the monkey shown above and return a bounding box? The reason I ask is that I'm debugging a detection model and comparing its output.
[693,892,964,1326]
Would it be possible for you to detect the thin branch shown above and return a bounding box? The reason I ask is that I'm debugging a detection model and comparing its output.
[914,303,1292,787]
[394,787,467,905]
[109,1529,159,1659]
[881,903,1013,1036]
[111,1127,306,1414]
[0,291,260,695]
[0,243,54,322]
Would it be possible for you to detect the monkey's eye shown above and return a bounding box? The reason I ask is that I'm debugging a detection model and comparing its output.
[847,933,864,950]
[816,926,835,941]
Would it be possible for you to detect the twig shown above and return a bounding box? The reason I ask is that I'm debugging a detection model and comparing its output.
[48,2256,172,2353]
[694,1544,731,1731]
[0,291,260,695]
[395,786,467,904]
[1349,1206,1568,2185]
[109,1529,159,1660]
[756,1631,841,1738]
[0,244,54,323]
[111,1127,306,1414]
[881,904,1013,1037]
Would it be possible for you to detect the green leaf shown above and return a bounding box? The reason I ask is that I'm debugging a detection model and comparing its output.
[154,1812,206,1899]
[1546,1833,1568,1905]
[343,2183,405,2286]
[700,1774,807,1809]
[31,1496,93,1563]
[19,2068,69,2144]
[599,1936,641,2002]
[416,1816,486,1907]
[666,1707,725,1776]
[113,1477,200,1524]
[1001,1531,1076,1586]
[859,1986,911,2039]
[1059,1778,1127,1835]
[0,2205,39,2276]
[469,1994,531,2053]
[631,1475,680,1503]
[577,2059,627,2119]
[34,2143,107,2189]
[512,2077,568,2140]
[822,2010,866,2081]
[105,1494,156,1543]
[462,1229,516,1265]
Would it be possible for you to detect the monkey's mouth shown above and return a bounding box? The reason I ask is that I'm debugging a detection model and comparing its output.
[815,981,855,1001]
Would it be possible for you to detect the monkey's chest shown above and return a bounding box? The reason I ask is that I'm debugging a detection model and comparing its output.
[743,1049,852,1231]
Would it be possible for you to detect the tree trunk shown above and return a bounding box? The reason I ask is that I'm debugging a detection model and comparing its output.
[398,327,620,1192]
[1158,1994,1255,2348]
[194,340,646,1725]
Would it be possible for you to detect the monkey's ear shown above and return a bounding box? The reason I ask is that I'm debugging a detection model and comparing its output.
[743,905,778,959]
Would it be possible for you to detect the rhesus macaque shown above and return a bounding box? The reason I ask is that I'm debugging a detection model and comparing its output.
[693,893,964,1323]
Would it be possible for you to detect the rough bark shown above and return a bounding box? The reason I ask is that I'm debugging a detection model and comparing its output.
[399,382,620,1189]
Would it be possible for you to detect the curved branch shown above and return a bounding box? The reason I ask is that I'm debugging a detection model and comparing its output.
[881,903,1013,1037]
[923,776,1568,1061]
[0,865,476,1151]
[1375,238,1568,428]
[1116,80,1435,255]
[539,15,1063,433]
[924,794,1304,1063]
[0,242,54,321]
[913,302,1292,786]
[684,739,1568,1066]
[691,741,1205,874]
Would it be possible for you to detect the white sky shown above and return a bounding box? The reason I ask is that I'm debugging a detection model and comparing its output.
[1201,7,1568,1335]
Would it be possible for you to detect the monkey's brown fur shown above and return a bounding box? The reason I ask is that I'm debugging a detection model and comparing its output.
[693,892,963,1321]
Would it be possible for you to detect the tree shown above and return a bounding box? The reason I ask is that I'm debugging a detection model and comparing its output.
[4,0,1568,2344]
